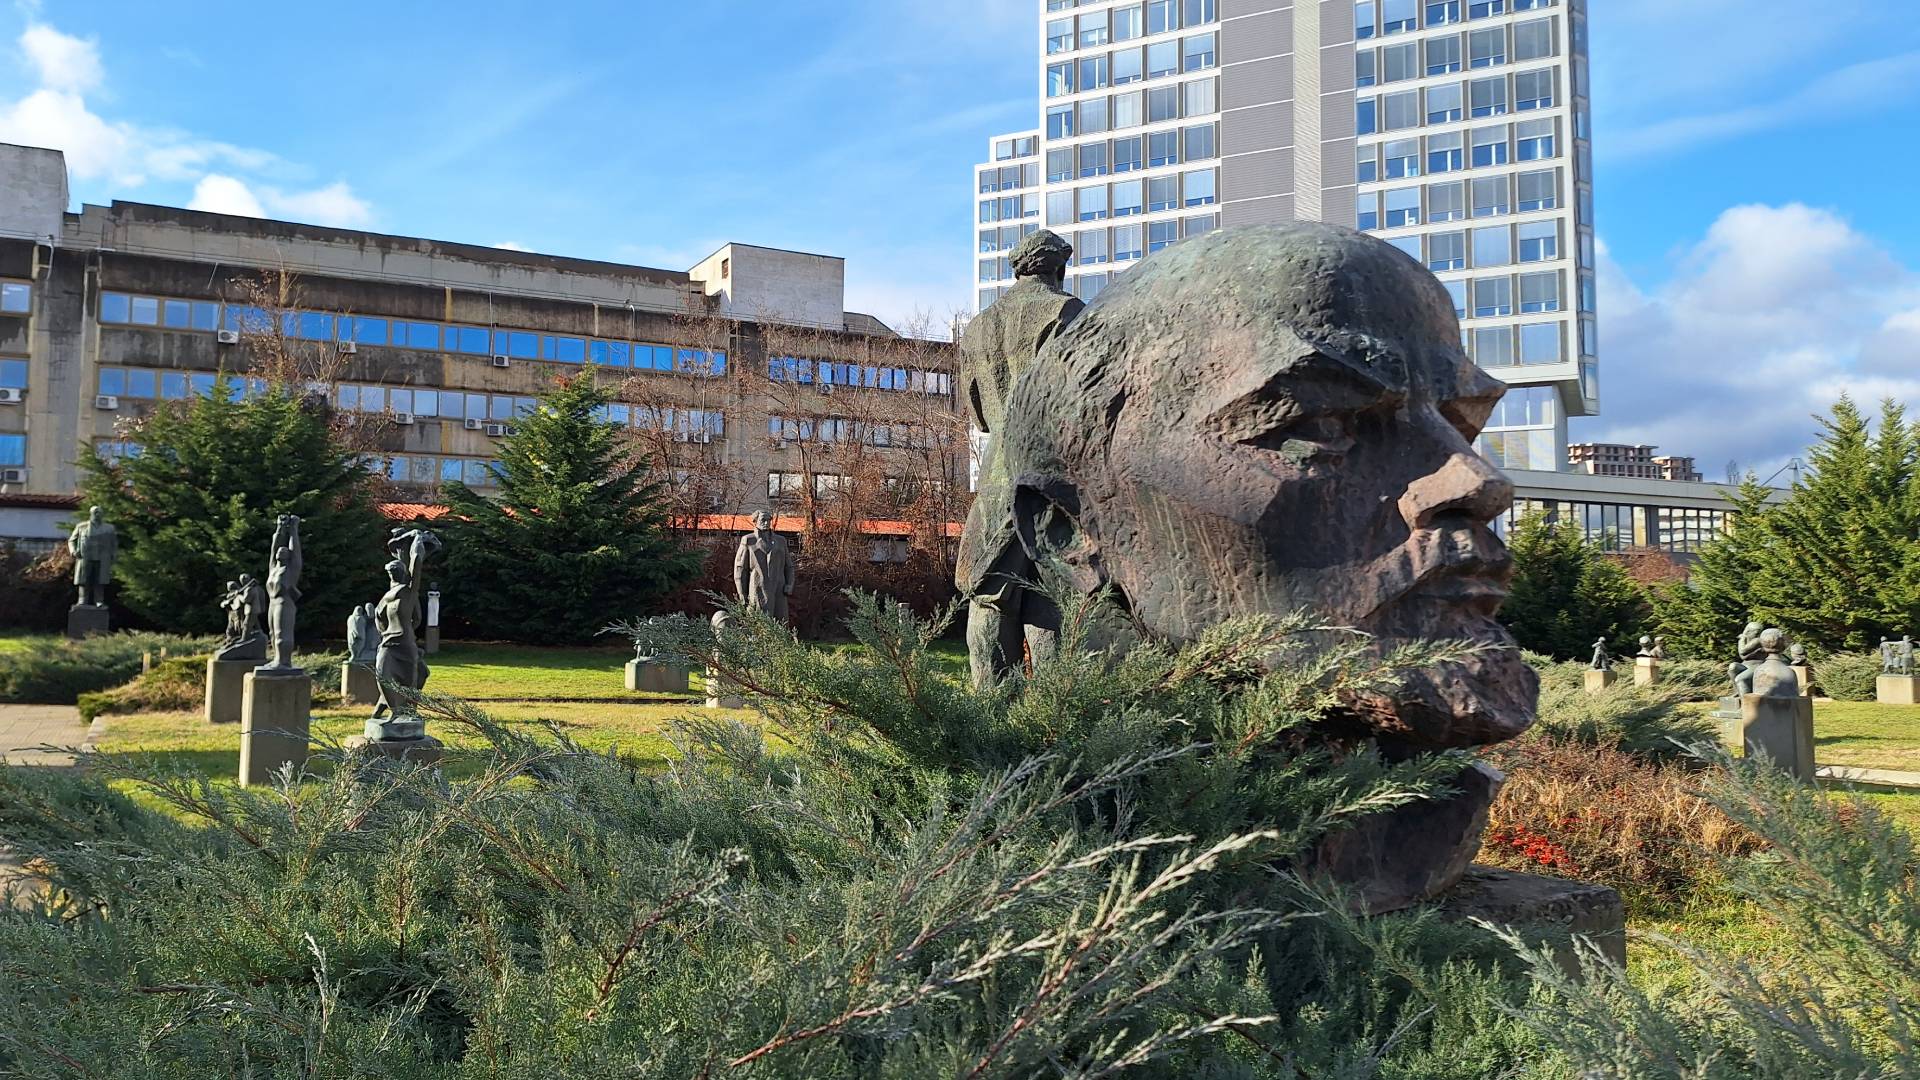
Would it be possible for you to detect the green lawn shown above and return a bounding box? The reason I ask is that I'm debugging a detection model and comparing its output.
[1810,701,1920,772]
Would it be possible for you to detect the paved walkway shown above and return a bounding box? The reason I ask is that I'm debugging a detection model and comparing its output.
[1817,764,1920,791]
[0,705,89,767]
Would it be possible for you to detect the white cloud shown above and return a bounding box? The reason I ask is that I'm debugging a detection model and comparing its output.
[19,23,102,93]
[185,173,374,229]
[1573,203,1920,481]
[187,174,265,218]
[492,241,533,252]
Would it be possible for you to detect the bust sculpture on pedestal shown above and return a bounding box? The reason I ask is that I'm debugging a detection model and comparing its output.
[984,222,1541,914]
[734,511,795,624]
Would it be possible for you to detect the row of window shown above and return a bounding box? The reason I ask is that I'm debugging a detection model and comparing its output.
[978,192,1041,225]
[1046,0,1213,46]
[978,222,1042,256]
[1046,117,1217,186]
[978,161,1041,195]
[1389,219,1568,272]
[1356,0,1555,40]
[767,357,956,395]
[0,282,28,316]
[1356,169,1563,231]
[1358,118,1558,184]
[981,216,1219,302]
[1046,74,1216,142]
[1046,31,1216,100]
[1357,67,1558,136]
[1476,428,1558,473]
[991,135,1037,161]
[372,454,503,488]
[766,414,947,450]
[97,292,732,376]
[94,366,258,401]
[767,472,949,509]
[1464,320,1580,368]
[1045,169,1217,229]
[1484,384,1557,430]
[1356,16,1557,85]
[1497,498,1728,555]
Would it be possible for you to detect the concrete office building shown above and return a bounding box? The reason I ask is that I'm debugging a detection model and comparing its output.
[975,0,1594,472]
[0,142,965,546]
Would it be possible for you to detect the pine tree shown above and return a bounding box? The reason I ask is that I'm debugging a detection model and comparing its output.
[1651,478,1777,659]
[75,379,386,636]
[1499,510,1648,660]
[440,373,699,643]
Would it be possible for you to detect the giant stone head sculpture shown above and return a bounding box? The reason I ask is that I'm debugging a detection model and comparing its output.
[998,222,1536,752]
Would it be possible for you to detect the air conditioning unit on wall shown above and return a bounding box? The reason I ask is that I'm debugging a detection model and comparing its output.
[0,468,24,484]
[463,418,484,431]
[491,355,511,368]
[216,330,240,345]
[484,423,508,437]
[393,412,415,426]
[337,341,358,355]
[94,395,119,410]
[0,388,22,404]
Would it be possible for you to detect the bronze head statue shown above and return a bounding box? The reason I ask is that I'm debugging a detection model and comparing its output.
[997,222,1535,752]
[1009,229,1074,287]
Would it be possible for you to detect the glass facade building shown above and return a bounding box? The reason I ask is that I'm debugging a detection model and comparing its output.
[975,0,1595,472]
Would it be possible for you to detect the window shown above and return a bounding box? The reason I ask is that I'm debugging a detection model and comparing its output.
[448,325,487,353]
[1357,144,1379,183]
[1427,35,1461,75]
[1357,50,1377,87]
[1079,54,1110,91]
[348,316,389,346]
[1426,0,1461,25]
[1487,385,1555,427]
[1519,322,1561,363]
[1147,39,1179,78]
[1579,272,1597,312]
[1514,68,1554,111]
[100,292,131,323]
[160,371,189,399]
[1114,47,1144,84]
[1429,181,1466,222]
[1472,225,1511,266]
[1078,96,1109,133]
[1388,235,1422,261]
[1513,18,1554,60]
[1114,178,1145,216]
[1048,62,1075,97]
[1517,169,1557,211]
[1048,190,1075,226]
[1382,42,1417,81]
[1357,97,1378,135]
[1357,194,1380,231]
[1183,0,1216,25]
[1183,169,1217,206]
[1114,4,1144,40]
[1470,76,1507,117]
[1115,90,1144,127]
[1384,187,1420,227]
[1186,213,1217,238]
[1147,0,1175,34]
[1079,184,1109,221]
[1047,17,1074,54]
[1515,117,1554,160]
[1356,0,1377,39]
[1382,90,1418,130]
[1520,271,1561,312]
[1113,136,1144,172]
[1427,131,1463,172]
[1149,220,1180,252]
[1079,141,1110,177]
[1183,77,1216,116]
[1445,280,1468,318]
[1384,137,1419,178]
[1080,10,1110,47]
[130,296,159,325]
[1471,176,1509,217]
[1079,228,1111,265]
[0,434,23,468]
[1519,220,1558,261]
[493,330,538,359]
[1469,27,1505,67]
[127,369,156,398]
[162,299,191,328]
[1469,0,1506,15]
[1429,231,1466,271]
[1473,276,1512,317]
[1148,129,1180,166]
[1182,32,1216,72]
[1473,326,1513,366]
[1048,104,1075,140]
[1426,83,1462,123]
[1471,125,1508,167]
[1149,175,1180,212]
[1115,223,1145,260]
[1183,123,1216,160]
[1048,147,1075,183]
[0,359,24,388]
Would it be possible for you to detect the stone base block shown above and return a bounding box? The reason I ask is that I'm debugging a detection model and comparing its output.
[626,659,691,694]
[1877,674,1920,705]
[1433,866,1626,971]
[1791,665,1813,698]
[1633,658,1660,687]
[1740,693,1816,781]
[204,657,253,725]
[65,605,110,641]
[346,734,444,767]
[707,693,747,710]
[424,625,441,655]
[340,663,380,707]
[1584,669,1615,694]
[1303,762,1503,915]
[239,672,312,787]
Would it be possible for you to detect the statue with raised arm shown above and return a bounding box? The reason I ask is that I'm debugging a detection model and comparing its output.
[733,511,795,623]
[368,528,441,740]
[67,506,117,608]
[958,229,1085,689]
[256,516,303,674]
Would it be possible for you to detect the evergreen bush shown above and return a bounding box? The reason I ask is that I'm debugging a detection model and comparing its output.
[1812,650,1881,702]
[0,632,212,705]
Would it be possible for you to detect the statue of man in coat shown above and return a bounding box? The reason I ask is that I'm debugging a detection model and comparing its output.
[734,511,795,624]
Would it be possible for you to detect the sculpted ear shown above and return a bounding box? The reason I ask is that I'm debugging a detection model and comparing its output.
[1011,475,1105,597]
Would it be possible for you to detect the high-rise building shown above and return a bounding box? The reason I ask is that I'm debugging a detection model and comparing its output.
[973,0,1594,472]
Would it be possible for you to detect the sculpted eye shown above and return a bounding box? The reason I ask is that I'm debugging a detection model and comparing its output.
[1237,413,1357,462]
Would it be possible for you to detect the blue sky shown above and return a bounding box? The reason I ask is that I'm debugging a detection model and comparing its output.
[3,0,1918,474]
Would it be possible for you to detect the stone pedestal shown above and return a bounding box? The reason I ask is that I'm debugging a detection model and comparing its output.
[1632,657,1659,687]
[625,658,691,694]
[1738,693,1816,781]
[239,671,311,787]
[704,665,746,710]
[1304,762,1503,915]
[340,663,380,707]
[423,625,441,655]
[65,604,110,641]
[1583,669,1615,694]
[1433,866,1626,971]
[203,657,252,724]
[1791,665,1812,698]
[346,734,444,767]
[1876,674,1920,705]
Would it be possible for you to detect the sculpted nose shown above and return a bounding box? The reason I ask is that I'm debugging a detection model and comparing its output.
[1399,449,1513,531]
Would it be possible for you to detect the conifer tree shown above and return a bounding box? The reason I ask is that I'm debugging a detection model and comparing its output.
[75,379,386,636]
[440,373,699,643]
[1499,510,1648,660]
[1650,478,1777,659]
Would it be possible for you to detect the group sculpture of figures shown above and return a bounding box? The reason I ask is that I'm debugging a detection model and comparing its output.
[67,505,117,609]
[1637,635,1666,660]
[733,511,795,623]
[1730,619,1799,697]
[367,527,443,740]
[258,515,304,675]
[1880,636,1915,676]
[213,573,269,662]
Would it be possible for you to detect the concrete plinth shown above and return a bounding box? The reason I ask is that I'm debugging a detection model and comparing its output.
[423,625,441,655]
[340,663,380,707]
[1877,675,1920,705]
[1433,866,1626,971]
[625,659,691,694]
[203,657,253,724]
[345,734,444,767]
[1633,658,1660,687]
[65,605,110,641]
[1739,693,1816,781]
[239,671,311,787]
[1791,665,1812,698]
[1583,669,1615,694]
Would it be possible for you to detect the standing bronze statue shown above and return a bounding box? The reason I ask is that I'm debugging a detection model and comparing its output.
[734,511,795,623]
[370,528,443,737]
[956,229,1085,689]
[68,506,117,608]
[257,515,304,674]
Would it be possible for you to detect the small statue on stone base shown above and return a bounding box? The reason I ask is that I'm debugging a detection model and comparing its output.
[1590,638,1610,671]
[213,573,268,663]
[1880,636,1915,676]
[347,603,377,667]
